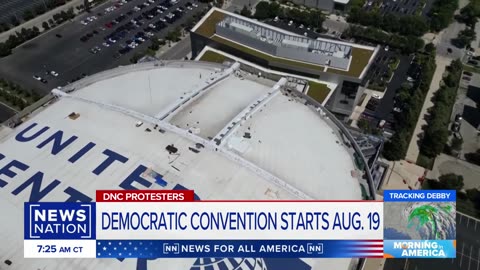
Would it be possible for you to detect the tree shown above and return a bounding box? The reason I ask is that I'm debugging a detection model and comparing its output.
[425,43,435,54]
[165,28,181,42]
[306,10,325,29]
[383,130,409,160]
[35,4,47,15]
[130,52,145,63]
[240,5,251,17]
[438,173,464,190]
[149,38,162,50]
[465,149,480,166]
[457,3,480,27]
[429,0,458,31]
[0,42,12,57]
[32,26,40,35]
[357,118,370,132]
[42,21,50,30]
[23,9,36,21]
[451,136,463,151]
[254,1,280,19]
[10,15,20,26]
[452,27,476,48]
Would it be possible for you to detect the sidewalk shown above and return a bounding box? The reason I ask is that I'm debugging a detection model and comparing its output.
[362,258,386,270]
[0,0,85,43]
[405,55,450,162]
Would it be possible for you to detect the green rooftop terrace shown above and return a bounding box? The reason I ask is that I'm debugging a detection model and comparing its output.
[193,9,375,78]
[199,50,232,63]
[306,81,331,104]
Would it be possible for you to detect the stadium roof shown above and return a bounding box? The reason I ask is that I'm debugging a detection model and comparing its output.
[192,8,378,78]
[0,61,364,270]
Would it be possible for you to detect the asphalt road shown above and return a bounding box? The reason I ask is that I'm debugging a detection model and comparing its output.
[374,53,413,122]
[384,212,480,270]
[0,0,48,24]
[0,0,206,95]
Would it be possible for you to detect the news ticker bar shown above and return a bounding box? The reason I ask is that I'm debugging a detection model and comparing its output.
[24,189,457,259]
[24,239,456,258]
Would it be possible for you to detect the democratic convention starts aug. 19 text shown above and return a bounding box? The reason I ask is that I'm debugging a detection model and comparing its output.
[100,211,382,231]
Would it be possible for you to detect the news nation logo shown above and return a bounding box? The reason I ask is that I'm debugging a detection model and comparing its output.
[24,202,95,239]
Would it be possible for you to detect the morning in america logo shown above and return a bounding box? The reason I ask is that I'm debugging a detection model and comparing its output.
[394,241,446,257]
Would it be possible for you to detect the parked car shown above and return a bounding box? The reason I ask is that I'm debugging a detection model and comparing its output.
[463,71,473,76]
[468,60,478,66]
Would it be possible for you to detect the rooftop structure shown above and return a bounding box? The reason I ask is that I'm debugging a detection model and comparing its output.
[0,60,374,270]
[191,8,378,79]
[216,16,352,70]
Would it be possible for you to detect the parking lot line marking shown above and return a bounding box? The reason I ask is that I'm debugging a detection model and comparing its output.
[477,249,479,270]
[460,215,463,224]
[469,245,473,270]
[461,243,466,267]
[475,220,477,231]
[468,218,470,228]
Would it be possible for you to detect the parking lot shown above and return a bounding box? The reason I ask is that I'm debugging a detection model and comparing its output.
[362,0,435,17]
[451,67,480,158]
[359,49,413,131]
[0,0,48,24]
[384,212,480,270]
[0,0,205,94]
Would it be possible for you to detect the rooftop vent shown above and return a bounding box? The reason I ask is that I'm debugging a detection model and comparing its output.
[166,144,178,154]
[68,112,80,120]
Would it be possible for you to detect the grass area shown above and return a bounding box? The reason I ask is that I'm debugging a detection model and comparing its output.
[197,10,374,78]
[306,81,330,103]
[368,81,387,92]
[194,10,225,37]
[416,153,435,170]
[326,47,374,78]
[463,64,480,74]
[199,50,231,63]
[389,57,400,70]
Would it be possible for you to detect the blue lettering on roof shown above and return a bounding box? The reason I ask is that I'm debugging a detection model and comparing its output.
[173,184,201,201]
[7,122,313,270]
[15,122,50,142]
[69,142,96,164]
[64,187,93,202]
[119,165,153,190]
[0,159,29,188]
[11,171,61,202]
[36,130,78,155]
[93,149,129,175]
